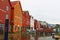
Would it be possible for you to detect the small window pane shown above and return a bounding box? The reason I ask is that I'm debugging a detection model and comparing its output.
[6,6,8,11]
[6,14,8,19]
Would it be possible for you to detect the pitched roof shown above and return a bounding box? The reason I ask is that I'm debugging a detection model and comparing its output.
[23,11,29,15]
[11,1,19,8]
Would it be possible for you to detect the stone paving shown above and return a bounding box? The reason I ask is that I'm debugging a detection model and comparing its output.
[38,36,55,40]
[0,33,56,40]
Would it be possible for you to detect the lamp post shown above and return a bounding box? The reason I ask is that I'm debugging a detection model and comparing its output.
[0,8,9,40]
[4,14,9,40]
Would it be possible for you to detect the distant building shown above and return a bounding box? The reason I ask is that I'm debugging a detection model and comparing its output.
[34,19,38,30]
[37,21,42,28]
[40,21,48,28]
[30,16,34,30]
[55,24,60,34]
[47,24,56,28]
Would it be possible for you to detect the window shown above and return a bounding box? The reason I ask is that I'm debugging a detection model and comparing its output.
[0,24,1,27]
[14,25,17,31]
[0,24,4,27]
[58,28,60,33]
[6,6,8,11]
[1,24,4,27]
[18,6,20,10]
[5,14,8,19]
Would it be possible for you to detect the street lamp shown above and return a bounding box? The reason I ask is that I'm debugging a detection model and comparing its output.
[4,14,9,40]
[0,8,8,40]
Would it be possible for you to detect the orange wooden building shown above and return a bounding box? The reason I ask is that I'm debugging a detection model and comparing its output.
[10,1,23,32]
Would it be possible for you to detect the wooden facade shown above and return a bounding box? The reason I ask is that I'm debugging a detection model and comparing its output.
[11,1,23,32]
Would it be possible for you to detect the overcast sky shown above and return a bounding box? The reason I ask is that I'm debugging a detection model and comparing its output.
[11,0,60,24]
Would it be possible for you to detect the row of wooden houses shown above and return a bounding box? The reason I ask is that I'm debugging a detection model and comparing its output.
[0,0,53,34]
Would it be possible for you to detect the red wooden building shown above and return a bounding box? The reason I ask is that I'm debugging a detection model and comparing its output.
[0,0,23,33]
[22,11,30,32]
[0,0,11,32]
[23,11,30,28]
[22,11,26,27]
[34,19,38,29]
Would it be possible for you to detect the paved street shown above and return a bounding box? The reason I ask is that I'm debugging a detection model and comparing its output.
[0,33,56,40]
[38,36,55,40]
[30,36,55,40]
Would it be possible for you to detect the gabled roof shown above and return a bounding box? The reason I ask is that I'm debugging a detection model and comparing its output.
[10,1,19,8]
[23,11,29,15]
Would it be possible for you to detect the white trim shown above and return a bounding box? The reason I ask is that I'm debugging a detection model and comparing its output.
[0,8,6,13]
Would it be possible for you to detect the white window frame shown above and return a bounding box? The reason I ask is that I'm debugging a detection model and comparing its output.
[6,6,8,11]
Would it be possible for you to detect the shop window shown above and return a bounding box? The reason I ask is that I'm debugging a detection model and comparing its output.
[1,24,4,27]
[15,26,16,30]
[0,24,4,27]
[0,24,1,27]
[14,25,15,30]
[0,24,4,32]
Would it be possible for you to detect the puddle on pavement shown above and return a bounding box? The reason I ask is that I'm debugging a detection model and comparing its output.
[8,33,38,40]
[0,33,39,40]
[0,33,54,40]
